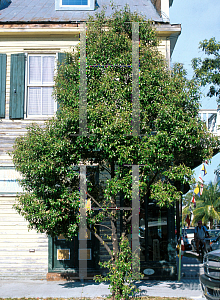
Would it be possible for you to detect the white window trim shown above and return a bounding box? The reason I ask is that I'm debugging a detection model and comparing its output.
[25,53,57,119]
[55,0,95,11]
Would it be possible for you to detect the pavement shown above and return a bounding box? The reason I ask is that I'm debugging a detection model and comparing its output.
[0,252,206,300]
[0,278,206,299]
[179,250,204,279]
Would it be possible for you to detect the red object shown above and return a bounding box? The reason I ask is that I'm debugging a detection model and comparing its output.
[185,214,190,228]
[192,195,196,208]
[181,236,185,259]
[200,184,204,195]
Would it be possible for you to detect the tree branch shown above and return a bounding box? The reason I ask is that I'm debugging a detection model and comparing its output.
[100,165,111,174]
[125,214,132,224]
[87,192,116,221]
[89,227,113,259]
[87,192,102,208]
[94,223,112,231]
[147,169,159,190]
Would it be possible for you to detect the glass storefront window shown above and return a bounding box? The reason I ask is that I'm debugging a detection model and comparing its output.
[139,201,168,262]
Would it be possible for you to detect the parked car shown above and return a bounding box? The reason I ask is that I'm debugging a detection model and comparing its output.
[210,235,220,251]
[200,250,220,299]
[206,230,220,251]
[207,229,220,239]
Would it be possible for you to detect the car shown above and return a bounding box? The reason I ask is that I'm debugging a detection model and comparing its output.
[200,249,220,299]
[207,229,220,237]
[206,230,220,251]
[210,235,220,251]
[207,229,220,240]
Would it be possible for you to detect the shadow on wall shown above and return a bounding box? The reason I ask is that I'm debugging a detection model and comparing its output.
[0,0,11,10]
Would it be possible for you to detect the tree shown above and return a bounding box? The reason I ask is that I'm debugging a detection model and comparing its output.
[192,38,220,103]
[11,5,219,298]
[192,182,220,228]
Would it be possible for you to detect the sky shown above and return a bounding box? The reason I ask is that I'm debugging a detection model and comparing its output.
[169,0,220,185]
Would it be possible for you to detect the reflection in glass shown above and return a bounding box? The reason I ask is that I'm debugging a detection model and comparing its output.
[139,201,168,262]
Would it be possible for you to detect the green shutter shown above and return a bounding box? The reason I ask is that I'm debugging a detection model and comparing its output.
[9,53,25,119]
[58,52,67,65]
[0,54,7,118]
[57,53,67,110]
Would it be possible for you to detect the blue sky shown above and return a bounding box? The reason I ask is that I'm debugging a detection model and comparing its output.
[170,0,220,184]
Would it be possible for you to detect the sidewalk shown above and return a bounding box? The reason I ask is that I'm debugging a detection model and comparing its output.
[178,250,204,278]
[0,278,206,300]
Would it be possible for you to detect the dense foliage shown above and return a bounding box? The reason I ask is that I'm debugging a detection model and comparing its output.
[12,3,218,245]
[192,38,220,103]
[12,6,219,297]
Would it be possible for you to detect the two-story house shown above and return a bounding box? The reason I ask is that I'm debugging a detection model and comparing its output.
[0,0,181,280]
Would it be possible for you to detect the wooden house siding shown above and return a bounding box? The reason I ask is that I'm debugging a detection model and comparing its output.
[158,37,170,65]
[0,30,80,165]
[0,30,80,279]
[0,196,48,279]
[0,119,47,165]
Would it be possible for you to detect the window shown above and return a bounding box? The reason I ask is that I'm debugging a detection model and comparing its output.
[27,55,56,117]
[55,0,94,10]
[62,0,88,5]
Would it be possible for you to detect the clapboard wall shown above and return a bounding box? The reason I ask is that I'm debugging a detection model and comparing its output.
[0,196,48,279]
[0,27,80,279]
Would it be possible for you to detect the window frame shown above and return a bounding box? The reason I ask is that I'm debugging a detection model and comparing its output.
[55,0,94,11]
[25,53,57,119]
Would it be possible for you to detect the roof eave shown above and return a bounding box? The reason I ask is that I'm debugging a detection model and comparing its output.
[155,23,181,36]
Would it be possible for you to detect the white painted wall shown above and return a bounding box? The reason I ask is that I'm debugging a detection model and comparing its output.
[0,196,48,279]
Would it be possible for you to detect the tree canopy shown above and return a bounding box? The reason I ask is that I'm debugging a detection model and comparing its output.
[183,182,220,229]
[192,38,220,103]
[12,6,218,247]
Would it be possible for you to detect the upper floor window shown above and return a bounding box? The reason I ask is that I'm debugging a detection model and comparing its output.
[63,0,88,4]
[55,0,94,10]
[27,55,56,117]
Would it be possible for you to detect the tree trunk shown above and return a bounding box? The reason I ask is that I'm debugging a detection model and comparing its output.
[110,160,120,300]
[210,218,213,229]
[110,160,119,256]
[111,216,119,256]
